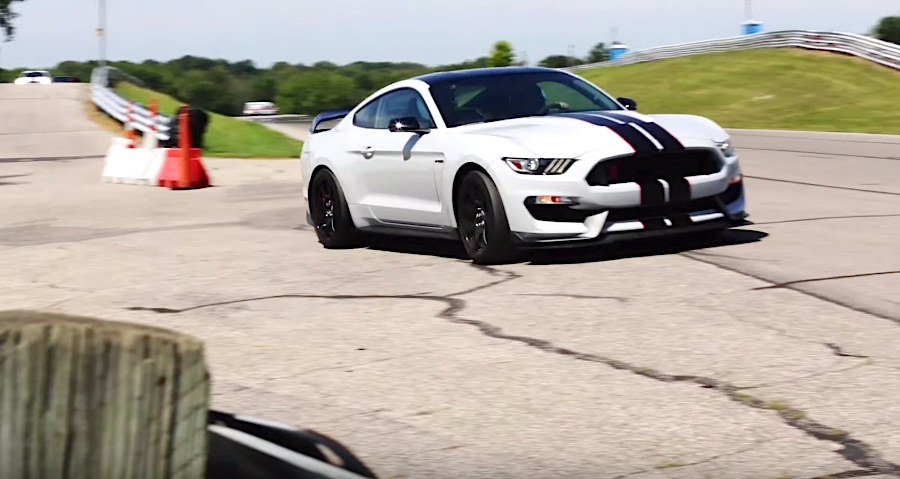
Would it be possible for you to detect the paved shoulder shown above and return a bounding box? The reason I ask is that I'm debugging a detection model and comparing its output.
[0,84,113,160]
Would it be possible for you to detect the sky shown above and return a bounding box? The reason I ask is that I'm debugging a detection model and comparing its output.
[1,0,898,69]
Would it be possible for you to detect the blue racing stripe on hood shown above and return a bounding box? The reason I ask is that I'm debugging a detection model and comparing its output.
[557,112,659,155]
[600,112,686,153]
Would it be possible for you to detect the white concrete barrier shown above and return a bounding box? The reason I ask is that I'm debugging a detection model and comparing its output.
[101,137,165,185]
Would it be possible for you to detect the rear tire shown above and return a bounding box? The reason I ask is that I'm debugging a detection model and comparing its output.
[308,169,360,249]
[454,170,518,264]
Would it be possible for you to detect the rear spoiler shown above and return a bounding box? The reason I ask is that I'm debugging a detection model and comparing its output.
[310,108,353,134]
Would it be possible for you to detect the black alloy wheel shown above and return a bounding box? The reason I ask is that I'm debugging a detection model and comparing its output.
[309,169,359,248]
[455,170,517,264]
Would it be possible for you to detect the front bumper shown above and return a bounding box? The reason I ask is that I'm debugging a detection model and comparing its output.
[512,192,748,248]
[489,146,748,247]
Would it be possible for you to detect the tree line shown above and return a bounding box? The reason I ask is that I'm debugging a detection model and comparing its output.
[0,40,611,117]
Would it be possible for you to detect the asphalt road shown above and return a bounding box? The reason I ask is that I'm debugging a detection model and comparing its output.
[2,84,900,479]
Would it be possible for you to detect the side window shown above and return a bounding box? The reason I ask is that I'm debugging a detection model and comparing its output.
[353,98,381,129]
[537,81,599,111]
[373,89,436,130]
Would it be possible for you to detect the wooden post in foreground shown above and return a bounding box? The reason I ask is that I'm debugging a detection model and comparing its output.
[0,310,210,479]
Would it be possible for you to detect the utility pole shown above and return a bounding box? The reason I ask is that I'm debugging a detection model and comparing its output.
[98,0,107,67]
[744,0,753,20]
[567,44,575,66]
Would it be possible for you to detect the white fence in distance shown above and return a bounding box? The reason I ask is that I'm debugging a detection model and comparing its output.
[567,30,900,72]
[90,66,173,141]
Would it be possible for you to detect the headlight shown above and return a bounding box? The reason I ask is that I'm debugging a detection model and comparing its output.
[716,139,736,158]
[504,157,576,175]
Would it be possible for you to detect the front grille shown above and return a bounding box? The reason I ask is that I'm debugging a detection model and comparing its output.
[606,196,719,223]
[586,149,721,187]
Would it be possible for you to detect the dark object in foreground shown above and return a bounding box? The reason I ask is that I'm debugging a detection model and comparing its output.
[207,411,378,479]
[0,310,210,479]
[161,106,210,149]
[0,309,379,479]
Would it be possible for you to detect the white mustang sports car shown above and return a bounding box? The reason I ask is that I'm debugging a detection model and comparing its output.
[300,66,747,264]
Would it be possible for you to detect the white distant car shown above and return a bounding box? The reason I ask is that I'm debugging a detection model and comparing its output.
[243,101,280,115]
[14,70,52,85]
[300,66,748,264]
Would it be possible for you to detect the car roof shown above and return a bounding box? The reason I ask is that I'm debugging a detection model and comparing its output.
[414,66,566,85]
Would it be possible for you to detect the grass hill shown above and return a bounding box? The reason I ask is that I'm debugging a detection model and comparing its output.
[578,48,900,135]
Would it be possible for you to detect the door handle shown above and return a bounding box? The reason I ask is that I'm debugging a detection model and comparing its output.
[361,146,374,159]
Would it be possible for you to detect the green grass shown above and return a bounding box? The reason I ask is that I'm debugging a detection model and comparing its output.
[578,48,900,135]
[113,82,303,158]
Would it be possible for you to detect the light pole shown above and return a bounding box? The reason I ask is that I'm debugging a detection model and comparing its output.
[98,0,107,67]
[744,0,753,21]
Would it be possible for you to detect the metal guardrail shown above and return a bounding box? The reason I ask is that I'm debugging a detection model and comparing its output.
[567,30,900,71]
[238,114,312,123]
[90,66,173,141]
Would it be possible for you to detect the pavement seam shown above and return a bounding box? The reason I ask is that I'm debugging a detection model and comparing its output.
[753,271,900,291]
[743,175,900,197]
[681,253,900,326]
[126,264,900,477]
[739,148,900,162]
[754,214,900,226]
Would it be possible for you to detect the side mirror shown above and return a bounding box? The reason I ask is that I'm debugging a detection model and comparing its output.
[617,97,638,111]
[388,117,430,134]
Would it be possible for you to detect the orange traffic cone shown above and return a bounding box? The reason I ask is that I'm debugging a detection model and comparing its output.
[124,101,136,148]
[157,105,210,189]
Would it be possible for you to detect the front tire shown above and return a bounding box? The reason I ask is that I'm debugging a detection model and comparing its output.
[454,170,517,264]
[308,169,359,248]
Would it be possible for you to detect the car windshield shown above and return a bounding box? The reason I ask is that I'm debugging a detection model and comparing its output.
[23,71,48,77]
[427,71,623,127]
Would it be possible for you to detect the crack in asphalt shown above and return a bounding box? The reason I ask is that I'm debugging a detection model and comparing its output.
[681,253,900,325]
[755,213,900,226]
[612,438,777,479]
[743,175,900,197]
[825,344,871,359]
[513,293,630,303]
[705,303,871,361]
[688,250,781,263]
[704,308,869,358]
[735,361,871,392]
[806,469,885,479]
[751,271,900,291]
[126,264,900,476]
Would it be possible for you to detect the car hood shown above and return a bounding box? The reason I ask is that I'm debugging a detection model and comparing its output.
[457,111,728,158]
